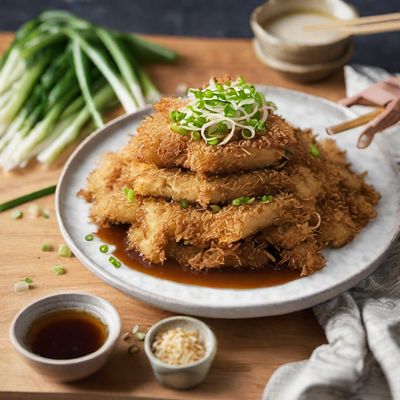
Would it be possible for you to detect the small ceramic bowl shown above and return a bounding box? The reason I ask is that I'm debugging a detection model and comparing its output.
[9,292,121,383]
[250,0,358,82]
[253,38,353,83]
[144,316,217,390]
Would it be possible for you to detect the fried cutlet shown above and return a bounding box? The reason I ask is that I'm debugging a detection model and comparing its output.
[127,97,296,174]
[81,95,380,277]
[83,149,322,207]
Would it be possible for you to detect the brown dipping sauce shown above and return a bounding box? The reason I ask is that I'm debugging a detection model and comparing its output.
[27,309,108,359]
[97,225,300,289]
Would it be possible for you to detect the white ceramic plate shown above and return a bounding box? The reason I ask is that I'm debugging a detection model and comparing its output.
[56,86,400,318]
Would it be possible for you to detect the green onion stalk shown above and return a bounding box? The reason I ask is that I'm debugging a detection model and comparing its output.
[0,10,177,170]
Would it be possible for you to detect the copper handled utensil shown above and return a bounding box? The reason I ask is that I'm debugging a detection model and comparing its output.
[326,107,384,135]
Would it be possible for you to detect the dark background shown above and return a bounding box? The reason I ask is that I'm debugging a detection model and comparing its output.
[0,0,399,71]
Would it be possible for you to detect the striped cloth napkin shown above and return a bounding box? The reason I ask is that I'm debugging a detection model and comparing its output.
[263,65,400,400]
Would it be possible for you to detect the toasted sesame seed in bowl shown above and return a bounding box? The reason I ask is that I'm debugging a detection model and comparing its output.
[144,316,217,390]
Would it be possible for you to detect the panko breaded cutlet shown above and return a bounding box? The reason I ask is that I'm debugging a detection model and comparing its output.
[92,153,321,207]
[126,97,296,174]
[79,125,379,274]
[80,83,379,275]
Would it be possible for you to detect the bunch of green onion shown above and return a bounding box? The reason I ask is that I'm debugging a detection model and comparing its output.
[170,77,276,146]
[0,10,177,170]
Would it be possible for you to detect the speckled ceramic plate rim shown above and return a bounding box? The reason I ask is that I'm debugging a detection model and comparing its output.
[56,86,400,318]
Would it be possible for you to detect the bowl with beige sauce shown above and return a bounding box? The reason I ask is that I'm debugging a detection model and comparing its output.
[251,0,358,82]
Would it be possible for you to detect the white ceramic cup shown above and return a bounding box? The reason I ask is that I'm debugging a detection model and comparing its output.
[144,316,217,390]
[9,292,121,383]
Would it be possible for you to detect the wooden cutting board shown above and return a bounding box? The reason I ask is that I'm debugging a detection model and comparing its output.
[0,32,346,400]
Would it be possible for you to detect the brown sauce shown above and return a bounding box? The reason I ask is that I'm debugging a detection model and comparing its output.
[27,309,108,359]
[97,225,300,289]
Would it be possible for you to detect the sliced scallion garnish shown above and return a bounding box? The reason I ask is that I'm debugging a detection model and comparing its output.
[109,256,121,268]
[41,243,53,251]
[52,265,65,275]
[209,205,221,213]
[11,209,23,219]
[170,77,277,146]
[231,196,255,206]
[180,199,189,209]
[260,195,273,203]
[100,244,108,253]
[310,143,320,158]
[123,187,136,202]
[58,244,72,257]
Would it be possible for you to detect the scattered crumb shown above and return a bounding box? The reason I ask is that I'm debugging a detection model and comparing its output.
[11,209,23,219]
[14,281,30,293]
[28,204,41,218]
[132,324,140,334]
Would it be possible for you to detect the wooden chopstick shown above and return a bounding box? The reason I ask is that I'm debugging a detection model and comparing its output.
[326,108,384,135]
[333,21,400,35]
[303,12,400,31]
[303,13,400,35]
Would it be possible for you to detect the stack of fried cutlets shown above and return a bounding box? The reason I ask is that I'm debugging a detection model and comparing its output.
[80,97,379,276]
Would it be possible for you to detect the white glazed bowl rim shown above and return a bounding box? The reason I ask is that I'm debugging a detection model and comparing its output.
[144,316,217,371]
[9,292,121,366]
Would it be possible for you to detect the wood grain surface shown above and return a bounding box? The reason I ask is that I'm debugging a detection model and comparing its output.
[0,33,346,400]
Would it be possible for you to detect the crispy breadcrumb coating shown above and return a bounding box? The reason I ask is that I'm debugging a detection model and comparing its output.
[80,97,380,276]
[128,97,296,174]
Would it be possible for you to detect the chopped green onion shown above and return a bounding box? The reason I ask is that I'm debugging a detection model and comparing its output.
[123,187,136,202]
[52,265,65,275]
[28,203,41,218]
[11,209,23,219]
[310,143,320,158]
[100,244,109,253]
[241,129,253,139]
[0,185,56,213]
[41,243,53,251]
[58,244,72,257]
[231,196,255,206]
[209,205,221,213]
[260,195,273,203]
[208,138,220,145]
[191,131,201,141]
[42,209,51,219]
[256,121,266,131]
[134,332,146,341]
[109,256,121,268]
[128,344,140,355]
[171,123,188,135]
[15,281,30,292]
[169,77,274,146]
[85,234,94,241]
[170,110,185,122]
[24,277,33,284]
[180,199,189,209]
